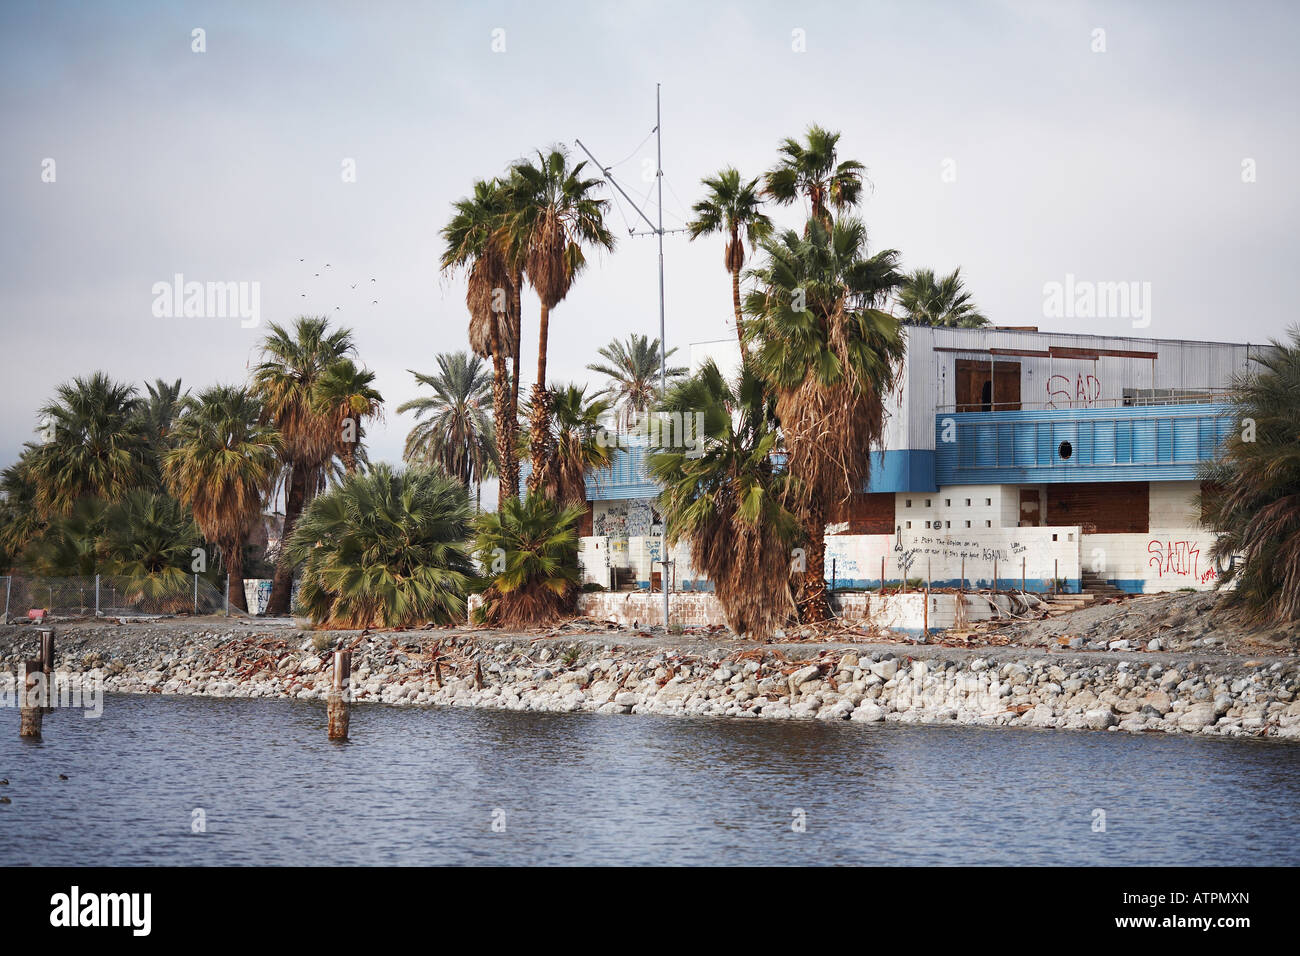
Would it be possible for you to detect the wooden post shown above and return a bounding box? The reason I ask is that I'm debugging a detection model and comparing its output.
[39,628,54,714]
[1054,559,1059,595]
[433,660,443,689]
[961,556,966,592]
[327,650,351,741]
[880,556,885,593]
[19,659,44,737]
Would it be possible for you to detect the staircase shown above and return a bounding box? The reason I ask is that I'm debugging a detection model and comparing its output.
[1081,571,1127,600]
[1036,592,1097,617]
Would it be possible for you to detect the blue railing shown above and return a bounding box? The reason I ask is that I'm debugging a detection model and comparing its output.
[934,402,1235,484]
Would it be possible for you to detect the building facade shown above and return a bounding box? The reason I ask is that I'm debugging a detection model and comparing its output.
[579,326,1253,594]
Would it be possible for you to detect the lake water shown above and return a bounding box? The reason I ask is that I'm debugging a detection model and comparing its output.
[3,694,1299,866]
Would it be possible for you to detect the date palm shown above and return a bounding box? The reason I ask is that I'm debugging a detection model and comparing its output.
[744,216,906,622]
[26,372,150,517]
[649,360,800,638]
[288,464,476,628]
[1201,328,1300,623]
[398,352,496,490]
[165,385,280,612]
[312,359,383,475]
[687,168,773,352]
[764,125,866,230]
[501,147,615,494]
[251,317,356,614]
[520,383,614,507]
[441,177,521,504]
[586,334,686,431]
[898,267,989,328]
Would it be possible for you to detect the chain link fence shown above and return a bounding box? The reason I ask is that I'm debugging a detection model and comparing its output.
[1,573,245,622]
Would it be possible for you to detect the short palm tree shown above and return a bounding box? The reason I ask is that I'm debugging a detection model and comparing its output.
[26,372,150,517]
[687,168,773,351]
[398,352,496,489]
[165,385,280,612]
[898,267,989,328]
[23,497,108,577]
[474,492,584,628]
[586,334,686,430]
[251,317,356,613]
[287,464,476,629]
[520,383,614,506]
[100,489,200,612]
[1201,328,1300,623]
[763,125,866,230]
[501,147,615,494]
[137,378,187,486]
[312,359,384,475]
[649,360,800,638]
[745,217,906,622]
[441,177,521,504]
[0,456,43,572]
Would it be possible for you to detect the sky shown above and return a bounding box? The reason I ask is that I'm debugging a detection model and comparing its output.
[1,0,1297,494]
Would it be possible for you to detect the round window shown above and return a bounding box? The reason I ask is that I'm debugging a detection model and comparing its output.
[1058,440,1073,460]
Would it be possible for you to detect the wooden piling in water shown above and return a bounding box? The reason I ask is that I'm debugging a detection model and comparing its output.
[19,659,44,737]
[39,628,54,714]
[327,650,351,741]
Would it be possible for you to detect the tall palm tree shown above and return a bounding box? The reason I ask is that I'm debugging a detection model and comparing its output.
[1201,329,1300,623]
[520,383,614,507]
[165,385,280,612]
[501,147,615,494]
[26,372,150,517]
[898,267,989,328]
[441,177,521,504]
[137,378,187,486]
[398,352,496,489]
[251,317,356,614]
[763,125,866,230]
[288,465,476,628]
[745,217,906,622]
[649,360,800,639]
[586,334,686,430]
[312,359,384,475]
[687,168,773,352]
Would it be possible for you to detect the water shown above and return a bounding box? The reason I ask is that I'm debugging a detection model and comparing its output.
[2,694,1298,865]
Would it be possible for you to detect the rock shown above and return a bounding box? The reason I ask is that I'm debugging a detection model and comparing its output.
[869,659,898,680]
[1147,638,1163,651]
[790,664,821,685]
[850,702,886,722]
[1084,707,1116,730]
[1177,702,1218,731]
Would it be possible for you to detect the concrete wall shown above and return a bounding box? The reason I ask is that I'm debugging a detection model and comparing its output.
[1084,528,1229,592]
[894,484,1022,532]
[1149,481,1202,528]
[825,526,1083,592]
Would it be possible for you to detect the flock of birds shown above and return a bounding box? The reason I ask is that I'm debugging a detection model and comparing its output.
[297,260,381,311]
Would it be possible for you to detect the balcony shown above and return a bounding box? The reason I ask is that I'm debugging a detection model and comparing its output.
[934,401,1235,485]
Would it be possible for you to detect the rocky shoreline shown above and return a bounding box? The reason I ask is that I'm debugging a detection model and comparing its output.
[3,620,1299,740]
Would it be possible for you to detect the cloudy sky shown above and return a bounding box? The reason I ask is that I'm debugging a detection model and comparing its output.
[1,0,1296,482]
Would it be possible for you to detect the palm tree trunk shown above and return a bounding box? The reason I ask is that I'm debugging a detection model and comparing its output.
[797,498,831,623]
[266,468,305,615]
[731,268,747,359]
[490,329,514,505]
[506,274,523,501]
[527,304,552,495]
[226,542,248,613]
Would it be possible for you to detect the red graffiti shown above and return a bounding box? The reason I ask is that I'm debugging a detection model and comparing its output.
[1148,539,1200,579]
[1047,373,1101,408]
[1200,567,1217,584]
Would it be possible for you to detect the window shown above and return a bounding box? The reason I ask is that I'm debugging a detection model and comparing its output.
[985,520,992,528]
[945,498,951,507]
[945,521,951,529]
[965,520,971,528]
[985,498,992,506]
[905,499,912,508]
[906,521,912,529]
[965,498,971,507]
[925,498,932,507]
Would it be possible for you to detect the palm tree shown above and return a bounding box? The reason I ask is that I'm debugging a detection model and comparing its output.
[501,147,615,494]
[165,385,280,612]
[586,334,686,430]
[745,217,906,622]
[1201,329,1300,623]
[521,383,614,507]
[251,317,356,614]
[137,378,187,486]
[687,168,774,351]
[26,372,150,517]
[898,267,989,328]
[474,492,584,627]
[312,359,383,475]
[398,352,496,489]
[23,497,108,577]
[0,457,43,572]
[763,125,866,230]
[287,464,476,628]
[649,360,800,638]
[441,177,521,504]
[100,489,201,612]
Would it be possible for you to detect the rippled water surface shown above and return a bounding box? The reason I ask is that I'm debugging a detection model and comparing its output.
[2,694,1299,865]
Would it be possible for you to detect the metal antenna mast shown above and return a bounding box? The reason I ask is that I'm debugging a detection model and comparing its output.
[575,83,685,631]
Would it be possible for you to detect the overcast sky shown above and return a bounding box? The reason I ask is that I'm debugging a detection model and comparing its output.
[2,0,1297,483]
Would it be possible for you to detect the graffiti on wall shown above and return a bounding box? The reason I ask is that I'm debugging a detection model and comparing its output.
[593,499,659,539]
[1047,373,1102,408]
[1147,538,1200,579]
